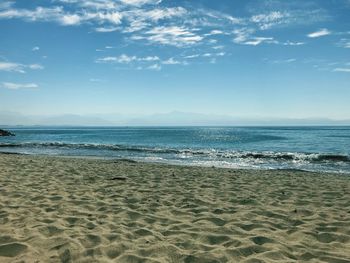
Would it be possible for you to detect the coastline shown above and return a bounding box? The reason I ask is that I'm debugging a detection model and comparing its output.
[0,154,349,262]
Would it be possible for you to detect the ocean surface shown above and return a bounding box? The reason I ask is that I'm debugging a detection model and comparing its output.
[1,126,350,173]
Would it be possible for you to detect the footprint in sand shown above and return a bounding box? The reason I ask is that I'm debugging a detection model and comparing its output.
[0,243,27,257]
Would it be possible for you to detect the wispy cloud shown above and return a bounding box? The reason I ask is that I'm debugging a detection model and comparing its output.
[333,68,350,72]
[0,1,14,9]
[32,46,40,51]
[337,38,350,48]
[250,11,289,30]
[120,0,162,6]
[307,28,331,38]
[0,61,44,73]
[270,58,297,64]
[138,26,203,47]
[147,63,161,71]
[0,62,26,73]
[0,6,65,23]
[1,82,39,90]
[96,54,159,64]
[29,64,44,70]
[95,26,119,32]
[0,6,123,26]
[162,58,182,65]
[244,37,277,46]
[283,41,305,46]
[233,28,277,46]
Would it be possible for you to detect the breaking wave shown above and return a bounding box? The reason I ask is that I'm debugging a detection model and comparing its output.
[0,142,349,163]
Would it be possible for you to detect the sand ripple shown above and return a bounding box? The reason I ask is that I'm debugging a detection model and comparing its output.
[0,154,350,262]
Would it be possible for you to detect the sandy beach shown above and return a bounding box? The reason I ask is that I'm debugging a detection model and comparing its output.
[0,153,349,262]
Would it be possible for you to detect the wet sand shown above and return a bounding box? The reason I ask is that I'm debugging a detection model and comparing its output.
[0,154,349,262]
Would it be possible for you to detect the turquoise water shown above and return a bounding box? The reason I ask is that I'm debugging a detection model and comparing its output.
[1,126,350,173]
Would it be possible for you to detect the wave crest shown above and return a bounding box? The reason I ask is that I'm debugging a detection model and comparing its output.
[0,142,349,163]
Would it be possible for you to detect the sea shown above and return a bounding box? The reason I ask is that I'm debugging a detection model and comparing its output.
[1,126,350,174]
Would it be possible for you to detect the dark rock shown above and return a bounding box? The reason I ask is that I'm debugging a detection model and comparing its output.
[115,159,137,163]
[109,177,127,181]
[0,129,15,136]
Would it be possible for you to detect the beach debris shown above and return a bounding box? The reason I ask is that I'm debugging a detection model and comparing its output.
[109,176,127,181]
[0,129,15,136]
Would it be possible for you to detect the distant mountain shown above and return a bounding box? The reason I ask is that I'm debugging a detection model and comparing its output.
[1,111,350,126]
[0,112,112,126]
[40,114,114,126]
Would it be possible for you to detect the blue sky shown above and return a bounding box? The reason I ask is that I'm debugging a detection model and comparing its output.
[0,0,350,120]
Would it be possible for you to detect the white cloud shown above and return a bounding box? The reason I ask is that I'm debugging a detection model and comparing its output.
[140,56,159,61]
[251,11,288,30]
[120,0,162,6]
[202,52,225,57]
[78,1,117,9]
[143,26,203,47]
[0,61,44,73]
[204,29,225,36]
[307,28,331,38]
[233,28,254,44]
[109,54,134,62]
[147,63,161,70]
[29,64,44,70]
[118,55,135,63]
[96,54,159,64]
[121,7,186,33]
[184,54,200,59]
[271,58,297,64]
[212,45,224,50]
[283,41,305,46]
[0,6,64,22]
[333,68,350,72]
[95,26,119,32]
[0,6,123,27]
[162,58,181,65]
[0,62,26,73]
[129,7,186,22]
[337,38,350,48]
[60,14,81,25]
[1,82,38,90]
[32,46,40,51]
[232,27,278,46]
[244,37,277,46]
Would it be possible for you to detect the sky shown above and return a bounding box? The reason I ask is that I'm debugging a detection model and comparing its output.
[0,0,350,122]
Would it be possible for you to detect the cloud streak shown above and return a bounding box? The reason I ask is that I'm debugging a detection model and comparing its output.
[307,28,331,38]
[0,61,44,73]
[333,68,350,72]
[1,82,39,90]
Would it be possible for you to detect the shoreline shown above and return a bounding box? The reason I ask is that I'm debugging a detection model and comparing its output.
[1,154,350,262]
[0,151,348,176]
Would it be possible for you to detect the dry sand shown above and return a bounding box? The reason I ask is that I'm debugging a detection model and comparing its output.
[0,153,349,263]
